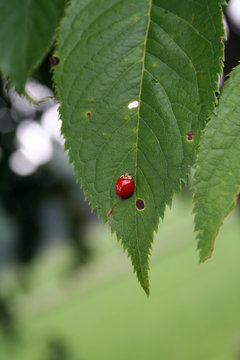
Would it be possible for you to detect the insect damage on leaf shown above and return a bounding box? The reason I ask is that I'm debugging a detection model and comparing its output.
[136,199,145,210]
[186,131,193,141]
[49,56,60,68]
[128,100,139,109]
[54,0,225,294]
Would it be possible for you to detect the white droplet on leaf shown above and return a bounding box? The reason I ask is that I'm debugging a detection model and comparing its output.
[128,101,139,109]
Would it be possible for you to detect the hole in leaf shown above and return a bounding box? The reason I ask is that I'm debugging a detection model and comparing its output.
[128,101,139,109]
[186,131,193,141]
[136,199,145,210]
[49,56,59,67]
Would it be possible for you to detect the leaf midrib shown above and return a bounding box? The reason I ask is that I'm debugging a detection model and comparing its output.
[134,0,152,293]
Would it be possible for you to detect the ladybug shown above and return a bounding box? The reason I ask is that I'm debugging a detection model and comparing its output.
[116,173,134,199]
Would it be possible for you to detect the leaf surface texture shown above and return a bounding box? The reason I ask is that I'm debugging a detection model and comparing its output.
[0,0,66,92]
[193,64,240,262]
[55,0,224,293]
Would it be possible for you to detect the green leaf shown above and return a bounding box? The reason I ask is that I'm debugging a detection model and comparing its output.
[54,0,224,294]
[0,0,66,93]
[193,64,240,262]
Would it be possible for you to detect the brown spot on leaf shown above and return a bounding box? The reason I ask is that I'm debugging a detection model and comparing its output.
[136,199,145,210]
[107,202,120,220]
[49,56,59,67]
[186,131,193,141]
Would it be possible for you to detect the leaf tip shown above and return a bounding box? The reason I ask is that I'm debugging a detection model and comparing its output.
[199,249,213,264]
[136,270,150,297]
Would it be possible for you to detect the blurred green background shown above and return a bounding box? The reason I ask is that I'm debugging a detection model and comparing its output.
[1,197,240,360]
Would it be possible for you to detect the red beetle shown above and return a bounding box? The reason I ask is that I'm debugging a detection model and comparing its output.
[116,173,134,199]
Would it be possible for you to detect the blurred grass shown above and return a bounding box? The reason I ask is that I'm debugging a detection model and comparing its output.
[1,196,240,360]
